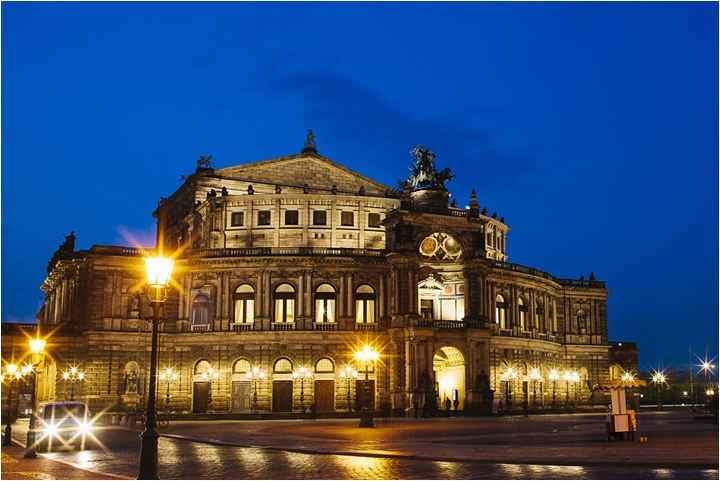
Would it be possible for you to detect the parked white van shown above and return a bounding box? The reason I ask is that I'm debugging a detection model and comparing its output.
[36,402,93,451]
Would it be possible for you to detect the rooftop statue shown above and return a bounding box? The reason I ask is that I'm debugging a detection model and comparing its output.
[302,129,318,153]
[197,155,214,169]
[400,145,455,191]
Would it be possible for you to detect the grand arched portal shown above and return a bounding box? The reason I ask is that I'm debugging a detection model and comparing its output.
[433,346,466,411]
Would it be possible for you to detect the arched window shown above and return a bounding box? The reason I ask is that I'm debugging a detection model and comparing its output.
[496,294,507,329]
[314,284,336,323]
[274,284,296,323]
[234,284,255,324]
[195,360,212,375]
[274,358,293,373]
[315,358,334,373]
[355,285,376,324]
[233,359,252,374]
[192,294,210,326]
[518,297,527,331]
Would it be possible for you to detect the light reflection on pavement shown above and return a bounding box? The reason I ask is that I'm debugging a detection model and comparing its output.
[38,435,718,480]
[12,413,719,480]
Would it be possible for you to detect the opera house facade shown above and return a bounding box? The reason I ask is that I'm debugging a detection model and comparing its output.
[8,133,636,418]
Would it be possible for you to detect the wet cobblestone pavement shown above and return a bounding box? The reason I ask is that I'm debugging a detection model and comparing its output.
[2,412,718,479]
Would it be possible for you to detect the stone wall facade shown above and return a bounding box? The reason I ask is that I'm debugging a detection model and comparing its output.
[3,142,634,417]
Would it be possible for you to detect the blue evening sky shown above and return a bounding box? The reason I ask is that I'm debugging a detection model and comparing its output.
[2,2,717,373]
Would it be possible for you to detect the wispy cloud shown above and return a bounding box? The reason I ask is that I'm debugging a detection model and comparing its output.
[255,68,535,188]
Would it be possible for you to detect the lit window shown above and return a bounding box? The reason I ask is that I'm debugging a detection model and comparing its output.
[234,284,255,324]
[274,358,292,373]
[234,359,251,374]
[316,358,334,372]
[496,294,507,329]
[274,283,295,323]
[519,297,527,330]
[421,299,434,319]
[355,285,376,323]
[315,284,336,323]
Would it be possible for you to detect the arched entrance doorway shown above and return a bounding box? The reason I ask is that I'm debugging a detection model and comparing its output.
[433,347,466,412]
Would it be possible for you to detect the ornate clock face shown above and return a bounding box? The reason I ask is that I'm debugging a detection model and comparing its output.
[418,232,463,260]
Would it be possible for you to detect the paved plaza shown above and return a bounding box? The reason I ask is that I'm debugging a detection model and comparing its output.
[1,411,717,479]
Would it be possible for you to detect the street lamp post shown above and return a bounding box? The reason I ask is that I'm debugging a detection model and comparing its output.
[137,255,174,480]
[159,369,177,415]
[652,372,665,411]
[529,368,540,411]
[572,371,580,409]
[63,367,85,402]
[24,338,47,459]
[292,366,312,413]
[548,369,559,412]
[340,366,358,412]
[563,371,572,411]
[355,345,379,428]
[501,367,517,415]
[701,361,715,405]
[202,367,220,414]
[3,364,19,447]
[246,367,265,413]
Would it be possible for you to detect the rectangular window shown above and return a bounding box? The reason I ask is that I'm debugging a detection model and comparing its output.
[315,299,336,323]
[258,210,271,226]
[234,298,255,323]
[275,299,295,323]
[341,211,354,226]
[420,299,434,319]
[368,213,381,228]
[313,210,327,225]
[356,299,375,323]
[231,212,244,227]
[285,210,299,225]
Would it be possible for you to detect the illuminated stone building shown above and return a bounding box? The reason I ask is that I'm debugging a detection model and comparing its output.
[16,133,630,417]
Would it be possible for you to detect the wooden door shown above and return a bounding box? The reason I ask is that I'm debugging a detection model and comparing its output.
[272,380,293,412]
[232,381,251,412]
[193,382,210,413]
[314,380,334,412]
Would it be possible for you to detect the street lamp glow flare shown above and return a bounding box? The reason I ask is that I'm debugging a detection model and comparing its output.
[24,338,46,458]
[138,255,174,480]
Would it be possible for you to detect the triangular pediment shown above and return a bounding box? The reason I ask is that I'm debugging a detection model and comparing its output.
[214,152,393,195]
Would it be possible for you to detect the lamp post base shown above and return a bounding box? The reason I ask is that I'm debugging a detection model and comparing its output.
[359,411,374,428]
[3,424,12,446]
[137,428,159,479]
[24,430,38,458]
